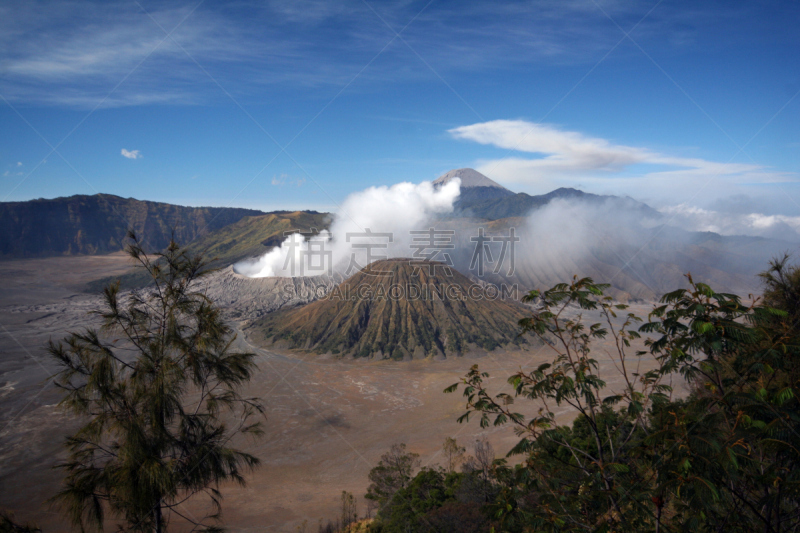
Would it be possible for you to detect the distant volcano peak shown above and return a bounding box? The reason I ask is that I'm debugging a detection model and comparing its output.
[433,168,509,190]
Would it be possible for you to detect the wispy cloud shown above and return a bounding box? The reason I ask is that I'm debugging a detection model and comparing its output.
[451,120,648,173]
[0,0,728,108]
[121,148,142,160]
[449,120,796,203]
[0,1,286,107]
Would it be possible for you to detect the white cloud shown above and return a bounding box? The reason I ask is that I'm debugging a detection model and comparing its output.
[121,148,142,159]
[659,204,800,241]
[449,120,795,203]
[271,173,306,187]
[451,120,648,173]
[4,162,24,177]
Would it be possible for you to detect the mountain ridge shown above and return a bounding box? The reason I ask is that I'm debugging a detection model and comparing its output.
[0,193,273,258]
[439,168,660,220]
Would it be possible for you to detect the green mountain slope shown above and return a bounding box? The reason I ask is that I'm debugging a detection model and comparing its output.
[0,193,266,258]
[86,210,330,292]
[249,259,531,359]
[181,210,329,267]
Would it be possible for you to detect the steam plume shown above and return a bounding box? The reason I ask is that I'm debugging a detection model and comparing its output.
[233,179,461,277]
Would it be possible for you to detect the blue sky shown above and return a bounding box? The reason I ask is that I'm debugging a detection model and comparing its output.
[1,0,799,223]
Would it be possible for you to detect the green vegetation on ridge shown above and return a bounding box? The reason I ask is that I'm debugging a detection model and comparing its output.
[85,209,329,291]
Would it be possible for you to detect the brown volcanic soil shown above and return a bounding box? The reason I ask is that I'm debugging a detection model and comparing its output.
[251,259,531,359]
[0,256,667,532]
[0,253,136,529]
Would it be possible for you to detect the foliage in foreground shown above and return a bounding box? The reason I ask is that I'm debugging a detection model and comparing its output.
[360,255,800,532]
[48,233,264,533]
[362,439,496,533]
[0,511,40,533]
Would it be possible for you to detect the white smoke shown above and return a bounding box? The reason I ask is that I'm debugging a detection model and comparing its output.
[232,229,334,277]
[508,197,793,300]
[520,197,653,270]
[233,179,461,277]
